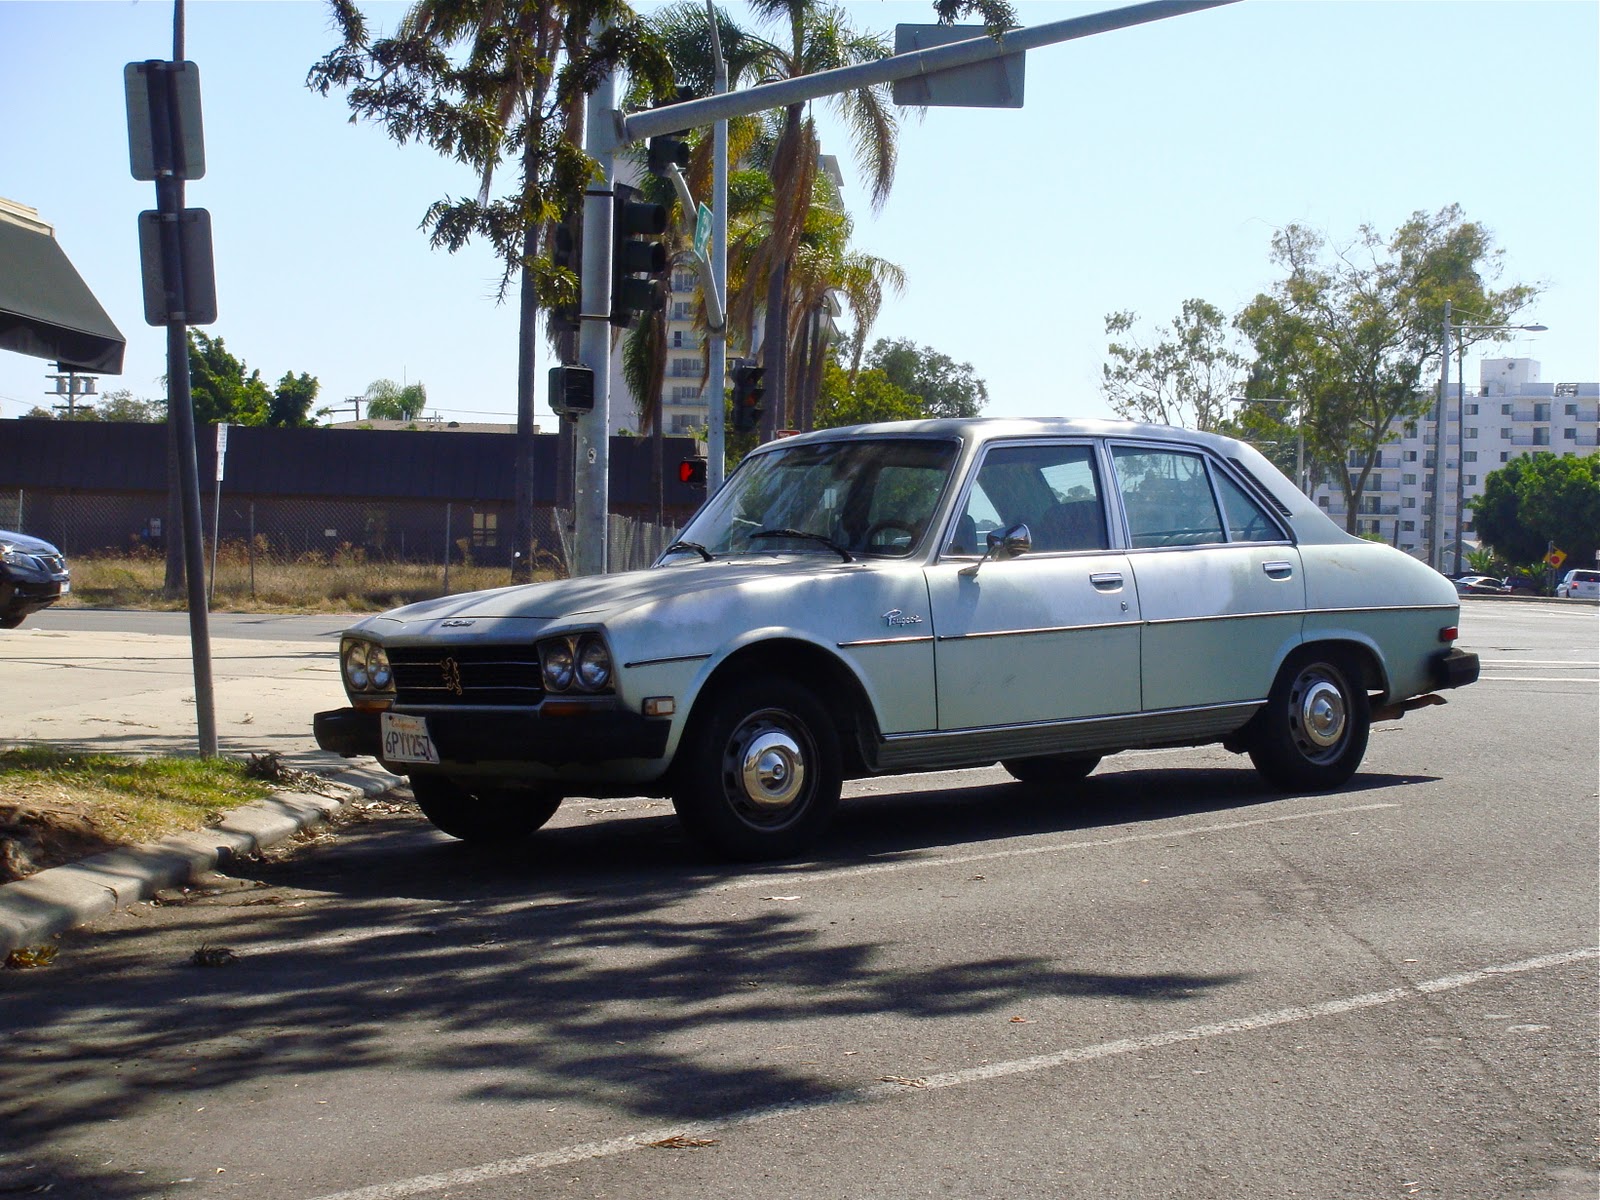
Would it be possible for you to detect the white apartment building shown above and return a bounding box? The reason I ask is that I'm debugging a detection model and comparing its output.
[1314,358,1599,568]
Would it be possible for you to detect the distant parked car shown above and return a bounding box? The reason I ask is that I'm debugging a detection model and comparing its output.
[316,416,1481,860]
[1453,575,1506,595]
[1501,575,1542,596]
[1556,569,1600,599]
[0,529,71,628]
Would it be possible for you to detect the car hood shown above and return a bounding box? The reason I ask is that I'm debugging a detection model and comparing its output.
[361,555,867,633]
[0,529,62,556]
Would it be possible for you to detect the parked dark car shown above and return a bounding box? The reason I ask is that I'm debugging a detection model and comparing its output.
[0,529,70,628]
[1501,574,1542,596]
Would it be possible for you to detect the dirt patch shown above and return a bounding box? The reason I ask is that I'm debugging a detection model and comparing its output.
[0,794,122,883]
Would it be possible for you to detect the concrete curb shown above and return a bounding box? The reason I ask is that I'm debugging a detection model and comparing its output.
[0,764,401,956]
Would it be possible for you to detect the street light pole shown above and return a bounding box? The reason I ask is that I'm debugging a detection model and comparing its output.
[1433,303,1548,573]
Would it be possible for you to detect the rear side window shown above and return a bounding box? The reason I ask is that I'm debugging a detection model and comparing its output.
[1111,447,1224,548]
[1213,471,1286,542]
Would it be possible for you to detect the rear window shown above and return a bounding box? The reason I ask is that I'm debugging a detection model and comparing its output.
[1571,571,1600,583]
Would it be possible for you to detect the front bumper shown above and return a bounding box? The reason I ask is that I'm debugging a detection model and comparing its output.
[313,705,670,767]
[1431,647,1481,690]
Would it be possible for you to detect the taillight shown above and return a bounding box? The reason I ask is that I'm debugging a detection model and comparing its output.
[1439,626,1458,643]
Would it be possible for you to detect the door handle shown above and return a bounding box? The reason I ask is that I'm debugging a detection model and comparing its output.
[1262,560,1294,579]
[1089,572,1124,590]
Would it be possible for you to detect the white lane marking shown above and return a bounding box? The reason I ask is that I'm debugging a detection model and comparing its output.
[1477,676,1599,683]
[300,947,1599,1200]
[719,803,1400,892]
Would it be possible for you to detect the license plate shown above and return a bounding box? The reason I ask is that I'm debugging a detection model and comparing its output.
[381,712,439,765]
[59,581,70,595]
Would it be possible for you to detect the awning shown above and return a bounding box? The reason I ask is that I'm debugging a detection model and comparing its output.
[0,199,126,374]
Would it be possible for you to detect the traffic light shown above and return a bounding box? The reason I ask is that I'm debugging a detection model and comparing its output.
[731,363,766,433]
[677,457,707,488]
[548,364,594,417]
[647,134,690,177]
[548,204,581,333]
[610,182,667,329]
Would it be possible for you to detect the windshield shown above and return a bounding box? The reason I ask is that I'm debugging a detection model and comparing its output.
[668,437,960,561]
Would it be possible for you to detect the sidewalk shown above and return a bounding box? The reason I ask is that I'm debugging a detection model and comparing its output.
[0,616,404,954]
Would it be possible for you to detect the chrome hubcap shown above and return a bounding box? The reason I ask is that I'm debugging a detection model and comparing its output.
[1298,677,1347,748]
[739,729,806,810]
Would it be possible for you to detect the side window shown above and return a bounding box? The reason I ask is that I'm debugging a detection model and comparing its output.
[1213,471,1285,543]
[946,443,1108,555]
[1111,446,1225,548]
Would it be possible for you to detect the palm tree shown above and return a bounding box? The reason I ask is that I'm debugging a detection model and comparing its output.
[741,0,898,437]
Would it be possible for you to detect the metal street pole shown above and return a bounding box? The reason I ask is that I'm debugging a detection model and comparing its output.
[1432,300,1452,572]
[572,39,616,578]
[706,0,728,493]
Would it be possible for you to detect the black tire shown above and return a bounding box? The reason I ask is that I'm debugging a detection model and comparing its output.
[409,775,563,844]
[672,677,842,861]
[1248,650,1370,791]
[1002,754,1102,787]
[0,613,25,630]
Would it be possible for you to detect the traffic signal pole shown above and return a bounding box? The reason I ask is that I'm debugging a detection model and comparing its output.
[573,53,617,578]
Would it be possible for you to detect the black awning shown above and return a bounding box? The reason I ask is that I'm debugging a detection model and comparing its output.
[0,207,126,374]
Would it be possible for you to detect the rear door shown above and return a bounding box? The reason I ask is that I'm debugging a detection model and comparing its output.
[1107,442,1304,711]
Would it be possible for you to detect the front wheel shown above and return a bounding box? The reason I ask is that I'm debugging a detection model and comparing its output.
[672,677,842,861]
[409,776,563,843]
[1248,651,1370,791]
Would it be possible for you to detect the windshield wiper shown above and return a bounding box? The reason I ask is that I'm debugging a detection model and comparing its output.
[750,528,854,562]
[663,540,714,562]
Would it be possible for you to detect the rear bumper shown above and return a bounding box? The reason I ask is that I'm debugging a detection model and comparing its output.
[1431,647,1480,690]
[313,705,670,767]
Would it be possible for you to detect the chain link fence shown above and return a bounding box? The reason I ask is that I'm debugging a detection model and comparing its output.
[4,488,682,605]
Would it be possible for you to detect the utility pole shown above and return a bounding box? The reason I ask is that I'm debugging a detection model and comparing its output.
[47,371,98,418]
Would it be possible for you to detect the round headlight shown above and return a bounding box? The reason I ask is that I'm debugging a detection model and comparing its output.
[541,641,575,692]
[576,637,612,691]
[367,645,393,691]
[343,641,371,691]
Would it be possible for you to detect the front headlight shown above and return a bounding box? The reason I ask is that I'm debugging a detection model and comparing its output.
[2,547,35,569]
[341,637,394,697]
[576,636,612,691]
[538,632,615,694]
[541,640,575,692]
[343,640,371,690]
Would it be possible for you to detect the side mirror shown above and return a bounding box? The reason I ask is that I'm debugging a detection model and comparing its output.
[989,523,1032,561]
[960,522,1031,577]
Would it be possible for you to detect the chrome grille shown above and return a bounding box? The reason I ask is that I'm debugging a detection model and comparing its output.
[390,644,543,707]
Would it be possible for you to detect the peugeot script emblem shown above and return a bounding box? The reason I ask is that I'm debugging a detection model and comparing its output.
[882,608,923,629]
[440,657,464,696]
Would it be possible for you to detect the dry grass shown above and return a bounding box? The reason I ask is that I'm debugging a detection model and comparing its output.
[56,543,563,614]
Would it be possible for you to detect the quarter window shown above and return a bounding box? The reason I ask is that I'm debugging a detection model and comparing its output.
[1111,447,1224,548]
[1212,471,1283,542]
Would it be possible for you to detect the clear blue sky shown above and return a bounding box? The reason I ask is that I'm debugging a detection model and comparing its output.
[2,1,1595,426]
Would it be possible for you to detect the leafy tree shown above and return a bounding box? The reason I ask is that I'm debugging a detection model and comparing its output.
[310,0,675,581]
[813,357,920,429]
[187,331,271,425]
[268,372,321,427]
[1472,452,1600,570]
[1237,205,1538,534]
[865,337,987,419]
[1101,299,1244,431]
[362,378,429,422]
[97,388,162,422]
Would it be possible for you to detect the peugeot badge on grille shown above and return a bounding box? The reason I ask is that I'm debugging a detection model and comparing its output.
[441,657,464,696]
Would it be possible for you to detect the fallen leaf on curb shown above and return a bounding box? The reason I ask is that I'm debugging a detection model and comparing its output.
[1009,1016,1032,1024]
[760,895,801,902]
[4,945,57,970]
[649,1136,718,1149]
[879,1076,927,1088]
[191,945,237,968]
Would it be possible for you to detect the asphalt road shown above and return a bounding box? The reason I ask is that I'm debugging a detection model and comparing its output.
[1,602,1596,1200]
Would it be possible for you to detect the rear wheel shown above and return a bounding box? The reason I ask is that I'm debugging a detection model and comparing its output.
[1002,754,1102,787]
[672,677,842,861]
[409,776,563,843]
[1248,650,1370,791]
